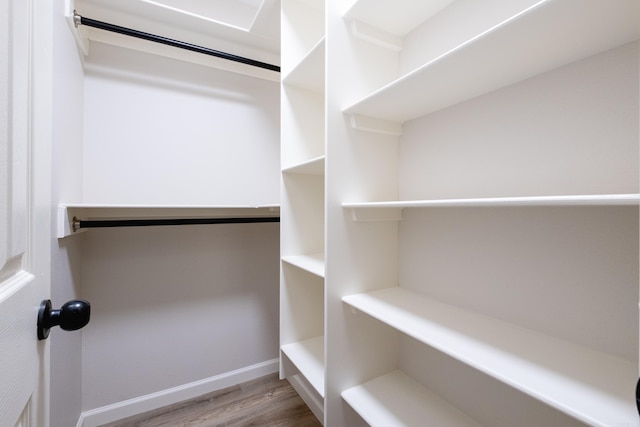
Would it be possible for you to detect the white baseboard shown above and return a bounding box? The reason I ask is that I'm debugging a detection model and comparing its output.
[77,358,279,427]
[288,374,324,425]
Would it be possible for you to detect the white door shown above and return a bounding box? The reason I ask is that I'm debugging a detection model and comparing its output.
[0,0,52,425]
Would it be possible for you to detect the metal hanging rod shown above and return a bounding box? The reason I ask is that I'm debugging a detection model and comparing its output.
[73,12,280,73]
[72,216,280,232]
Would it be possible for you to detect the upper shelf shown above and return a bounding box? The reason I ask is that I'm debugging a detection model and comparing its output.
[344,194,640,221]
[343,0,640,123]
[343,287,638,426]
[57,204,280,238]
[68,0,281,81]
[283,37,325,93]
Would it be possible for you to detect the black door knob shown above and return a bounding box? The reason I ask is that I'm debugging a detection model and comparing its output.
[37,299,91,340]
[636,377,640,415]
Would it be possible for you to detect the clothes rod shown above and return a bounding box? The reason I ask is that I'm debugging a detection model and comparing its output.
[73,12,280,73]
[72,216,280,232]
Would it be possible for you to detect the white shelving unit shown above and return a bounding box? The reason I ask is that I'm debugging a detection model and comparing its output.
[343,287,638,425]
[320,0,640,426]
[343,0,639,123]
[279,0,326,422]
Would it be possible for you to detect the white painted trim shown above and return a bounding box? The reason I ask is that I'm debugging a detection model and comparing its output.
[76,358,279,427]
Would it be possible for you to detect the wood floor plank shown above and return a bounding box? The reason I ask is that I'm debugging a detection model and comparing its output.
[99,374,322,427]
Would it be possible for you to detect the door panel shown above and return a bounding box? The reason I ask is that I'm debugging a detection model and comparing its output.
[0,0,51,425]
[0,274,37,426]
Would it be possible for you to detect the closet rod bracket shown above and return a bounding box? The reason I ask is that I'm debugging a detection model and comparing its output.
[73,10,81,28]
[72,216,81,233]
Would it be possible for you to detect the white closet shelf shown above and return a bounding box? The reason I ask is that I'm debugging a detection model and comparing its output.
[344,0,453,37]
[282,253,326,278]
[283,37,325,94]
[343,0,639,123]
[57,204,280,238]
[344,194,640,221]
[282,156,325,175]
[66,1,281,82]
[281,336,325,397]
[342,370,481,427]
[343,287,638,426]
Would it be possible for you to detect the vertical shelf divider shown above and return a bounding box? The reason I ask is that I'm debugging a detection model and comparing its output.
[280,0,326,423]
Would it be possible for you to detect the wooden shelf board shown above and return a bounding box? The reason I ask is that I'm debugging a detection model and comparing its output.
[283,37,325,93]
[282,156,325,175]
[343,287,638,426]
[282,253,325,278]
[342,370,481,427]
[281,336,325,398]
[344,0,639,122]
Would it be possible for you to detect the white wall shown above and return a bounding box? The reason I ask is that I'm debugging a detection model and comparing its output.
[82,42,280,206]
[399,42,639,200]
[81,223,280,410]
[46,11,281,422]
[50,1,85,426]
[75,42,282,416]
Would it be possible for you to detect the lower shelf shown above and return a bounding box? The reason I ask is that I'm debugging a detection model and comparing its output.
[282,253,325,277]
[281,336,325,398]
[342,287,638,426]
[342,370,480,427]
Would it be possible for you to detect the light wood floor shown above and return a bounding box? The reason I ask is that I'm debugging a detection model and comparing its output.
[99,373,322,427]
